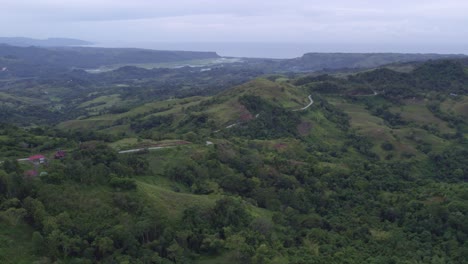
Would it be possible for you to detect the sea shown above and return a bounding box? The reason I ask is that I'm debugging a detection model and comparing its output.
[90,42,468,59]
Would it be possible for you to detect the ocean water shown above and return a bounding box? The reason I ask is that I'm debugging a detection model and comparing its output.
[91,42,468,59]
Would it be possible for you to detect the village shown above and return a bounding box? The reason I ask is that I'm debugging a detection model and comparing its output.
[17,150,66,177]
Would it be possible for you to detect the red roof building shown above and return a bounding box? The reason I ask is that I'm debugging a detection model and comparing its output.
[29,155,46,161]
[29,155,47,164]
[54,150,66,159]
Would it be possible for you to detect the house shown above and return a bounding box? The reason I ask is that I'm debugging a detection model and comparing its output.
[29,154,46,165]
[54,150,66,159]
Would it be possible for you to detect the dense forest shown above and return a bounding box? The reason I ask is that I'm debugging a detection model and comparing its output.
[0,49,467,263]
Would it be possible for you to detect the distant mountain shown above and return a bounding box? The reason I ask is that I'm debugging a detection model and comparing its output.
[0,44,220,77]
[0,37,93,47]
[280,52,467,71]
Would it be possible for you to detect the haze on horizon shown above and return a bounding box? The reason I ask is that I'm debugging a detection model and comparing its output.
[1,0,467,58]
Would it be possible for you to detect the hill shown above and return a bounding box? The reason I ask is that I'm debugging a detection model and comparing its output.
[0,44,220,77]
[290,52,466,70]
[242,52,467,73]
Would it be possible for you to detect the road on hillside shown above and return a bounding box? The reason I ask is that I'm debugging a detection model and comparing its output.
[215,95,314,132]
[1,95,316,161]
[0,158,30,163]
[293,95,314,111]
[118,146,174,154]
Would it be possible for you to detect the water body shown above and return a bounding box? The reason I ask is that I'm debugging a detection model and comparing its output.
[91,42,468,59]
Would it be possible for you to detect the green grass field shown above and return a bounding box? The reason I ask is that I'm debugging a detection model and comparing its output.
[0,221,37,264]
[328,97,450,159]
[138,181,220,219]
[390,99,454,134]
[440,96,468,118]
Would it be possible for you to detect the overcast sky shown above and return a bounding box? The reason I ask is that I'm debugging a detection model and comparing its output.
[1,0,467,56]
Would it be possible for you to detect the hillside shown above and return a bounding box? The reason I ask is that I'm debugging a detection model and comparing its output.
[0,58,467,263]
[57,78,310,134]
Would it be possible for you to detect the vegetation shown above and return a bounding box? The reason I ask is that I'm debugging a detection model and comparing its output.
[0,51,467,263]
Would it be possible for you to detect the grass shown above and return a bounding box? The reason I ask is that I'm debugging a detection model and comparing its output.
[78,94,122,114]
[0,221,38,264]
[138,176,273,222]
[58,96,208,131]
[328,97,451,159]
[138,181,220,219]
[440,95,468,118]
[137,145,274,221]
[0,91,48,106]
[58,118,115,130]
[390,99,454,134]
[303,110,345,149]
[100,124,134,136]
[108,138,165,150]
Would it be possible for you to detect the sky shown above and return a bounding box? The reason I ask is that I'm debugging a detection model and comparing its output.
[1,0,467,57]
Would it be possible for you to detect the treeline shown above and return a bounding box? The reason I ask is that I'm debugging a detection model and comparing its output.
[230,95,301,139]
[157,138,468,263]
[296,60,468,99]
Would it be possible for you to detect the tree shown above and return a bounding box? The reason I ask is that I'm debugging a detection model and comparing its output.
[109,177,137,191]
[211,198,251,229]
[92,237,115,259]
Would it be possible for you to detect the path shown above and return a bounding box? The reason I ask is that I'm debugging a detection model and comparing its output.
[0,147,175,162]
[293,95,314,111]
[214,95,314,133]
[118,146,174,154]
[1,95,316,161]
[0,157,30,164]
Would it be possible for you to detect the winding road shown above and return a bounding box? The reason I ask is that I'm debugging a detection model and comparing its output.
[293,95,314,111]
[215,95,314,132]
[1,95,316,160]
[118,146,174,154]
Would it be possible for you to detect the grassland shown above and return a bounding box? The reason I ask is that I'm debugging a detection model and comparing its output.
[58,96,208,131]
[390,99,455,134]
[328,96,451,159]
[138,181,219,219]
[0,91,48,106]
[440,95,468,118]
[0,221,37,264]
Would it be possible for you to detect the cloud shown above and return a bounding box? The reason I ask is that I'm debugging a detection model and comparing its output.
[0,0,466,47]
